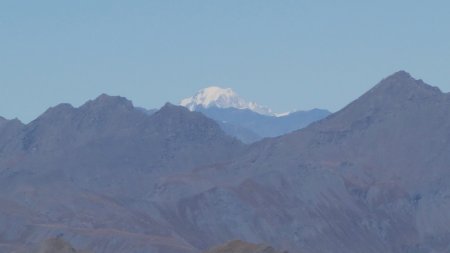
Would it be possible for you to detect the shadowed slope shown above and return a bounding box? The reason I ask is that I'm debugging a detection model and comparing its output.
[219,71,450,252]
[3,72,450,253]
[156,71,450,253]
[0,95,244,253]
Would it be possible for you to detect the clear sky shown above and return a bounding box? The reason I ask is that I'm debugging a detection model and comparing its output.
[1,1,450,122]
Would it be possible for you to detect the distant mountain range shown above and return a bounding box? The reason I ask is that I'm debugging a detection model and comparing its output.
[2,71,450,253]
[196,106,330,143]
[180,86,331,142]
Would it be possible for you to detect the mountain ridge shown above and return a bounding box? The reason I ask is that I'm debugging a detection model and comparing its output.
[2,71,450,253]
[220,70,450,252]
[180,86,331,142]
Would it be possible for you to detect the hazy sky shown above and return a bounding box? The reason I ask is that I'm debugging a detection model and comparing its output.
[1,1,450,122]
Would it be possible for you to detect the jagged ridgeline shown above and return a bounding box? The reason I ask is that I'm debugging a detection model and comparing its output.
[2,71,450,253]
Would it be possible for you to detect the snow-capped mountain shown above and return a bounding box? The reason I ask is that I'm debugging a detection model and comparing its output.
[180,86,331,143]
[180,86,275,116]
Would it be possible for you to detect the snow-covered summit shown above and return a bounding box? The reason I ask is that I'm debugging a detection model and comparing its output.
[180,86,276,116]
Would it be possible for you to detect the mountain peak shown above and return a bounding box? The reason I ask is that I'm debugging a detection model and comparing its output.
[375,70,415,90]
[156,102,192,115]
[377,71,439,91]
[362,71,442,103]
[303,71,444,134]
[161,102,183,109]
[154,102,215,121]
[81,94,134,111]
[34,94,135,124]
[35,103,75,122]
[180,86,274,116]
[0,116,23,129]
[386,70,412,80]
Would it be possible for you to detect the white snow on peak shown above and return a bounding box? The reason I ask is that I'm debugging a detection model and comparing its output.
[274,111,291,117]
[180,86,281,116]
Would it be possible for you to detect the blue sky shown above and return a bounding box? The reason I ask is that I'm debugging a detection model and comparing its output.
[1,1,450,122]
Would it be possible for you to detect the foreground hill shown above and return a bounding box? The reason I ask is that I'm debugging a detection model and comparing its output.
[2,71,450,253]
[12,238,90,253]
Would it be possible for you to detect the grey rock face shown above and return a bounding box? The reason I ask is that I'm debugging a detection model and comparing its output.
[0,95,244,253]
[220,71,450,252]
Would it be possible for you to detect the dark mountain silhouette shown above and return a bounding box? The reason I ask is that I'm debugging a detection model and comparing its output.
[2,71,450,253]
[0,94,243,253]
[194,71,450,252]
[146,71,450,253]
[14,95,243,172]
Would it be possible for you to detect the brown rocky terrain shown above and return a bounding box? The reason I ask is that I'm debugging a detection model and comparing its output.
[203,240,287,253]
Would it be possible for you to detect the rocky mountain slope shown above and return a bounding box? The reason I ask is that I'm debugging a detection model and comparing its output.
[2,71,450,253]
[156,71,450,253]
[190,71,450,252]
[0,95,244,253]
